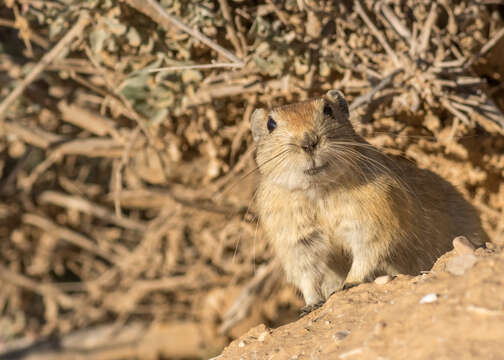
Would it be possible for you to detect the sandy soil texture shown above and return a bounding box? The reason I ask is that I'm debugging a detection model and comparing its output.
[219,243,504,360]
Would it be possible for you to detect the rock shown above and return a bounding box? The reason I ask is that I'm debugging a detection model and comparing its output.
[453,236,476,255]
[446,254,477,276]
[485,242,496,250]
[339,348,363,359]
[419,293,438,304]
[257,331,269,342]
[333,330,350,341]
[374,275,393,285]
[374,321,386,335]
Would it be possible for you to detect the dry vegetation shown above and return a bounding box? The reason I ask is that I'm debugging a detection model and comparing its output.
[0,0,503,359]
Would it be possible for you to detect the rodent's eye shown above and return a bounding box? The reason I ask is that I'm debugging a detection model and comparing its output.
[323,103,333,117]
[267,116,277,133]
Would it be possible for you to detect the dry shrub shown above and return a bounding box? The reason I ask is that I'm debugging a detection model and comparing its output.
[0,0,503,358]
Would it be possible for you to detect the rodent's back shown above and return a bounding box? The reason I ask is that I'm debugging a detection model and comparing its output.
[396,159,487,246]
[355,157,487,275]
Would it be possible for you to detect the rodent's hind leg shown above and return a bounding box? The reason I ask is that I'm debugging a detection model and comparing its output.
[321,271,344,299]
[342,247,382,289]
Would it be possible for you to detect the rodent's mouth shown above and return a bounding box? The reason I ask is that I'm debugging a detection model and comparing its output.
[304,162,329,176]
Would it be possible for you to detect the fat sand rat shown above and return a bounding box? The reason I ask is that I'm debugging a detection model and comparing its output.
[250,90,488,314]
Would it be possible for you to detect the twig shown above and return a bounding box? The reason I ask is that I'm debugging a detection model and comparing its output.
[354,0,400,67]
[0,12,90,122]
[417,3,438,55]
[58,101,122,140]
[349,68,404,111]
[464,27,504,69]
[217,0,243,57]
[122,0,244,65]
[187,76,290,106]
[265,0,291,27]
[441,98,470,125]
[39,191,146,231]
[229,101,255,164]
[219,261,278,334]
[0,264,77,308]
[144,62,243,73]
[91,208,177,286]
[114,127,142,218]
[20,137,141,191]
[23,213,120,263]
[378,2,411,44]
[2,122,63,149]
[0,17,49,48]
[83,45,153,140]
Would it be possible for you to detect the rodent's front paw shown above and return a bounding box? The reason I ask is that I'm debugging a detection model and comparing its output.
[299,301,324,317]
[341,281,360,291]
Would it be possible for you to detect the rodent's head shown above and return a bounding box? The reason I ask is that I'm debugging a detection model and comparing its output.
[251,90,360,190]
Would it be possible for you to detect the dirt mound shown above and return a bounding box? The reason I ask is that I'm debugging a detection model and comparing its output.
[219,244,504,360]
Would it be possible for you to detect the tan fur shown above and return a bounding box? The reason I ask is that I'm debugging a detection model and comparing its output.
[274,100,321,134]
[251,90,488,308]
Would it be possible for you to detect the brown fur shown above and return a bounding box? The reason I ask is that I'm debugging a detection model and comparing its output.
[250,90,488,309]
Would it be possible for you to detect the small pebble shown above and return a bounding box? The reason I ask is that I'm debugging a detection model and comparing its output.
[374,321,386,335]
[339,348,363,359]
[238,340,246,348]
[374,275,393,285]
[446,254,477,276]
[333,330,350,341]
[453,236,476,255]
[466,305,504,316]
[485,242,495,250]
[420,293,438,304]
[257,331,268,342]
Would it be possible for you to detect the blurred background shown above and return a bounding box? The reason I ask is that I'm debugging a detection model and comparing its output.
[0,0,503,359]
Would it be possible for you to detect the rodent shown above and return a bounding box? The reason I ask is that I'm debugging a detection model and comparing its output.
[250,90,488,314]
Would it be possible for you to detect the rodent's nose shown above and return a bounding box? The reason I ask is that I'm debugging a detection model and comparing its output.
[301,133,319,154]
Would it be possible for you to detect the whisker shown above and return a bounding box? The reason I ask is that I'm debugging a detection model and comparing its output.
[217,148,292,197]
[328,143,417,201]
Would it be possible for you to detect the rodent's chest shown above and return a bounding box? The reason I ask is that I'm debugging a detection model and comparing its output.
[259,187,374,247]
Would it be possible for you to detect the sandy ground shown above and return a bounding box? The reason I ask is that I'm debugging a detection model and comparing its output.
[218,242,504,360]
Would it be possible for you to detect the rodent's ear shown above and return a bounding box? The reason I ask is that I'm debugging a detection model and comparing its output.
[250,108,267,143]
[325,90,349,119]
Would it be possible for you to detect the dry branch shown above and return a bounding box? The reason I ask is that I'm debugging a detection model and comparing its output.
[23,213,120,263]
[2,122,64,149]
[219,261,279,334]
[39,191,146,231]
[58,102,121,139]
[354,0,400,67]
[465,27,504,69]
[145,62,243,73]
[0,13,90,121]
[349,69,404,111]
[0,264,77,309]
[122,0,244,65]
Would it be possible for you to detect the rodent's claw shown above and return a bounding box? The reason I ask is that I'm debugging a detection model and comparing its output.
[299,301,324,317]
[341,282,359,291]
